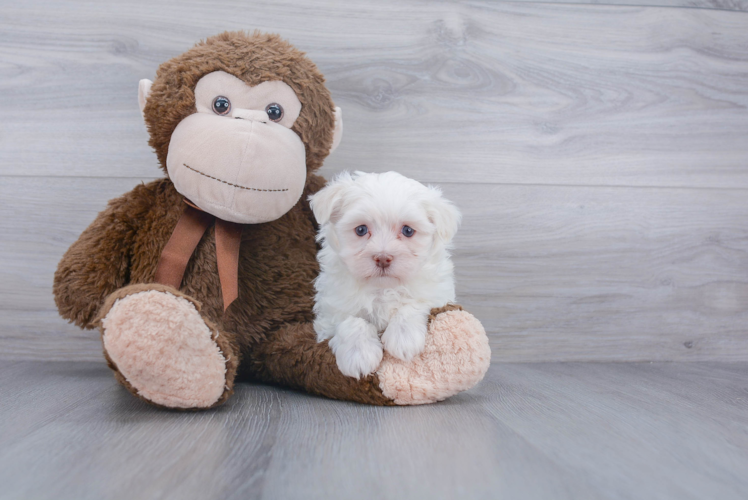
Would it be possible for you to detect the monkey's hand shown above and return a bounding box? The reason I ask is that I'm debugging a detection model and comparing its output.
[53,183,154,329]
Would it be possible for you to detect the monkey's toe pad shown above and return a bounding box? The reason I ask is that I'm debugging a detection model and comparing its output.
[100,289,227,409]
[376,310,491,405]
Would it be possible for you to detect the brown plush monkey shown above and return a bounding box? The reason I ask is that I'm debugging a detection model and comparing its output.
[53,31,491,409]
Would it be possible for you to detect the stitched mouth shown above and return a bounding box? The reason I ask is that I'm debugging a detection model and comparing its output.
[183,164,288,192]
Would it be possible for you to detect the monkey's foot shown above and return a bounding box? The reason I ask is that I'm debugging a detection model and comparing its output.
[376,305,491,405]
[98,284,236,409]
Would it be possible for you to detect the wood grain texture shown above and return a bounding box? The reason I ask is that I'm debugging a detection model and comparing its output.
[2,177,746,362]
[508,0,748,12]
[1,0,747,362]
[1,1,748,188]
[0,361,746,499]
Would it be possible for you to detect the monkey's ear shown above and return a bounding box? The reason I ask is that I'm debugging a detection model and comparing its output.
[330,106,343,154]
[138,79,153,116]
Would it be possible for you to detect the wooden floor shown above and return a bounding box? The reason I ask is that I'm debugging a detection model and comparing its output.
[0,360,746,500]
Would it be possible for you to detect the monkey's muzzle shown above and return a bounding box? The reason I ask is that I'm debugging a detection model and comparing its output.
[166,112,307,224]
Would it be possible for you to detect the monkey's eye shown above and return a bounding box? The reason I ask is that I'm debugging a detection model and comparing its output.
[355,225,368,237]
[265,103,284,122]
[401,225,415,238]
[212,96,231,115]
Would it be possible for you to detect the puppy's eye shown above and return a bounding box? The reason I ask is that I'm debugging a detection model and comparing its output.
[355,225,368,237]
[265,103,284,122]
[212,96,231,115]
[401,225,415,238]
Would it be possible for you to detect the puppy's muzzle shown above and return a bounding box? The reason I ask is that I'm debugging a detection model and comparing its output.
[373,253,393,269]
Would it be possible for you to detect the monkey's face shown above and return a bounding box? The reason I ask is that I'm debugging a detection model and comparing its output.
[165,71,307,224]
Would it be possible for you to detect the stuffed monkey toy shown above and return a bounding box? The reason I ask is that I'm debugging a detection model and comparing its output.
[53,31,491,409]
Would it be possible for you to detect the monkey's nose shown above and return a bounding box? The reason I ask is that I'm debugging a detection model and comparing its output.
[233,108,268,123]
[373,253,393,269]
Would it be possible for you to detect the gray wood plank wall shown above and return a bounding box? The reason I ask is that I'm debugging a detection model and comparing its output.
[1,0,746,362]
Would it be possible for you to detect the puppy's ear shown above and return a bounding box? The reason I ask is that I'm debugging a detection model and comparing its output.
[309,172,352,225]
[424,187,462,243]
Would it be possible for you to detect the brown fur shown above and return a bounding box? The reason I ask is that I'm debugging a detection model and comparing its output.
[143,31,335,178]
[53,31,393,406]
[429,303,463,322]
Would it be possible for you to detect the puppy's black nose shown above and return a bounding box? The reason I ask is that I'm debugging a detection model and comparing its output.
[373,253,393,269]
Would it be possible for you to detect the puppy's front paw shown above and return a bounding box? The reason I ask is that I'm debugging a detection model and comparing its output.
[382,316,427,362]
[329,317,383,379]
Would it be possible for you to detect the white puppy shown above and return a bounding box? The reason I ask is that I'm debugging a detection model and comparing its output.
[309,171,461,379]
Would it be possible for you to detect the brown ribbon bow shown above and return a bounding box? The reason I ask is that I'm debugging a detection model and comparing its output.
[155,201,243,311]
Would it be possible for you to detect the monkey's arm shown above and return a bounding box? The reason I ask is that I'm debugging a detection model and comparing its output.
[53,184,155,329]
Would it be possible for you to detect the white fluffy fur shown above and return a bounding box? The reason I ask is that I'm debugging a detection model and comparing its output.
[310,171,461,379]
